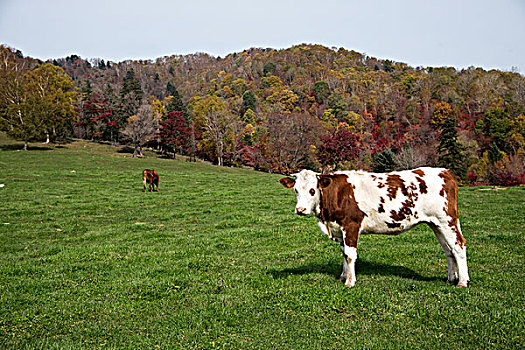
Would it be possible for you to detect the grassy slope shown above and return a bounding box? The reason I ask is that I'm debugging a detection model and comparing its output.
[0,136,523,349]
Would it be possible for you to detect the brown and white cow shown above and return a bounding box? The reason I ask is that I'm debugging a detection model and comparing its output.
[280,167,470,288]
[142,169,159,192]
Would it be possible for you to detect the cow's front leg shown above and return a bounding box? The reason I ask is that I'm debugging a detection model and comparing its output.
[343,245,357,287]
[341,224,360,287]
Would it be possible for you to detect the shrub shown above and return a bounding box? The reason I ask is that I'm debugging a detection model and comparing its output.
[372,149,397,173]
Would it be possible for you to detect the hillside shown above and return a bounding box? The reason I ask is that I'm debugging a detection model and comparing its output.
[1,44,524,184]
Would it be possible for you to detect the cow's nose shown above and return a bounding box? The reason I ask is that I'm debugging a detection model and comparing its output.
[296,207,307,216]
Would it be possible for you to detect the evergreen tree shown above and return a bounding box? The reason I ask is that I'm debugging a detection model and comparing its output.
[327,91,348,120]
[242,91,257,115]
[118,69,143,130]
[438,117,466,180]
[263,61,276,76]
[166,82,187,117]
[313,81,330,104]
[121,69,143,102]
[372,149,397,172]
[476,106,513,153]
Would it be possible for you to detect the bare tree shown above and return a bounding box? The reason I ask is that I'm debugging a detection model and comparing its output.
[121,104,157,157]
[192,94,240,166]
[264,111,321,174]
[202,110,238,166]
[395,144,430,170]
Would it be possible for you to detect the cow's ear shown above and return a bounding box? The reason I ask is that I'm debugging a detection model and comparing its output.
[318,175,332,189]
[280,177,295,188]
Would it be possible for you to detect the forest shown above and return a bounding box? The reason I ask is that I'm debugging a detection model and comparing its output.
[1,44,524,185]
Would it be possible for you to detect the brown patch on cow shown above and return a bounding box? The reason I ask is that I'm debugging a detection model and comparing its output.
[386,174,408,200]
[279,177,295,188]
[387,222,401,228]
[378,203,385,213]
[318,174,364,248]
[390,198,415,222]
[378,182,385,188]
[142,169,159,192]
[407,183,419,200]
[371,175,377,181]
[415,176,428,194]
[380,197,385,203]
[438,170,467,248]
[412,169,425,177]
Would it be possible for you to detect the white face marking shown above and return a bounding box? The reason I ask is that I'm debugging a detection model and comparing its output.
[292,170,321,216]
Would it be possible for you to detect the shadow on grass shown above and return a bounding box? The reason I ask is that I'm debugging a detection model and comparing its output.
[0,144,54,151]
[117,146,135,154]
[159,153,176,160]
[269,259,443,282]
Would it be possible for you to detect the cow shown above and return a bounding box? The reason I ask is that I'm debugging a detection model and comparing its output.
[142,169,159,192]
[280,167,470,288]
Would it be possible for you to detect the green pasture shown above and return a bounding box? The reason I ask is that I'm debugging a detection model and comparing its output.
[0,136,523,349]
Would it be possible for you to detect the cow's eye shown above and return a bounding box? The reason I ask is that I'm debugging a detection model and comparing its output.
[309,189,315,196]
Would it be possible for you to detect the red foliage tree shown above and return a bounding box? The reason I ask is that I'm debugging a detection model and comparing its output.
[317,128,360,169]
[159,111,191,157]
[77,95,115,142]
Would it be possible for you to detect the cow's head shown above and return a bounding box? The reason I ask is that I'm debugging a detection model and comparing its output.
[279,169,321,216]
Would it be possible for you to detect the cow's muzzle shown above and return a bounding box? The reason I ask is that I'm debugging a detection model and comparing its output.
[295,207,307,216]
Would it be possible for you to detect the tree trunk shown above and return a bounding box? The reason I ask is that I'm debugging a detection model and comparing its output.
[217,139,224,166]
[23,140,28,151]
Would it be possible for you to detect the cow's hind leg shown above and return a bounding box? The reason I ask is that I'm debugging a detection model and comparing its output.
[339,243,348,281]
[143,177,147,192]
[429,223,458,283]
[430,222,470,287]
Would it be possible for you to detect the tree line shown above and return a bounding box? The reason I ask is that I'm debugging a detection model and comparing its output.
[1,44,523,185]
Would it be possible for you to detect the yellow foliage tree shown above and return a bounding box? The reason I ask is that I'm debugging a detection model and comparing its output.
[431,101,453,128]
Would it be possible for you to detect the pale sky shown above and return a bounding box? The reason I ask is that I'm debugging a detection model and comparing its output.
[1,0,524,73]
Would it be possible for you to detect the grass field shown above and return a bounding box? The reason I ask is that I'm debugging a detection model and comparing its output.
[0,135,524,349]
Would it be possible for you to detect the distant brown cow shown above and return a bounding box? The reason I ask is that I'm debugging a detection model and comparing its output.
[142,169,159,192]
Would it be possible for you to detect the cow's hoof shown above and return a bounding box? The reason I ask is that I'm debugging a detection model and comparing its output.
[456,282,469,288]
[345,280,356,287]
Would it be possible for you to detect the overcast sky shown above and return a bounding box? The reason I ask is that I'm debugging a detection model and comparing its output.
[1,0,524,72]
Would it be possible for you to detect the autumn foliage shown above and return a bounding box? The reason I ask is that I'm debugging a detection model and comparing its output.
[317,128,360,170]
[1,44,524,185]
